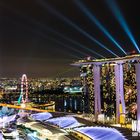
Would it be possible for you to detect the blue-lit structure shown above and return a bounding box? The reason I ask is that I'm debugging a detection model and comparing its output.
[0,107,16,128]
[0,115,16,128]
[0,107,15,117]
[30,112,52,121]
[75,126,126,140]
[46,116,81,129]
[27,133,40,140]
[64,86,82,93]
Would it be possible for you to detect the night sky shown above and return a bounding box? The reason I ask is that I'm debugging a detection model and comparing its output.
[0,0,140,78]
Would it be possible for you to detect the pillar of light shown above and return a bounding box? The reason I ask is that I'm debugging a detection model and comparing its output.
[38,0,118,57]
[75,0,127,55]
[48,37,90,58]
[106,0,140,53]
[13,8,103,58]
[45,27,105,58]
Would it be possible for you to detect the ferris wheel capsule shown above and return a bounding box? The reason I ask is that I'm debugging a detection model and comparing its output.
[21,74,28,103]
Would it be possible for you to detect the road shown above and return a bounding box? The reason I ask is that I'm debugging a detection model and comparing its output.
[0,103,54,113]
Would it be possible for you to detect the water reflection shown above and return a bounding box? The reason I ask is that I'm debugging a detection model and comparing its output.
[54,95,83,113]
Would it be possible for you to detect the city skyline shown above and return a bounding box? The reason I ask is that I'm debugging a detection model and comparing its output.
[0,0,140,77]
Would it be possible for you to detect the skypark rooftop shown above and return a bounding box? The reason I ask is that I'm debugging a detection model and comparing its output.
[72,54,140,66]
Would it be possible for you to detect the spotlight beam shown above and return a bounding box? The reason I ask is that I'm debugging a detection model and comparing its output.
[4,17,81,60]
[32,30,85,59]
[1,7,89,59]
[48,37,91,58]
[34,22,104,58]
[75,0,127,55]
[38,0,119,57]
[44,27,105,58]
[3,5,104,58]
[31,27,90,59]
[106,0,140,53]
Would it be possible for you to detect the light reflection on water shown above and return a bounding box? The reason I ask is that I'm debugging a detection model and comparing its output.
[54,95,83,113]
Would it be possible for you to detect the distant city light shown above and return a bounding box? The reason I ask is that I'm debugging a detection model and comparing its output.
[21,103,26,108]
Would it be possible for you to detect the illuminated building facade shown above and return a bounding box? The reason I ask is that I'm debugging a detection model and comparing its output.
[101,64,116,117]
[123,63,137,120]
[80,64,94,114]
[72,54,140,129]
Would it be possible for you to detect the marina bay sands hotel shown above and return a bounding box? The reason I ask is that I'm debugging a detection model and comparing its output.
[72,54,140,131]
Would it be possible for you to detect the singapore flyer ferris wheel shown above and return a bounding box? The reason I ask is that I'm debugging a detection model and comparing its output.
[18,74,28,104]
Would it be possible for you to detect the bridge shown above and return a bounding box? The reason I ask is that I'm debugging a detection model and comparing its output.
[0,103,55,113]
